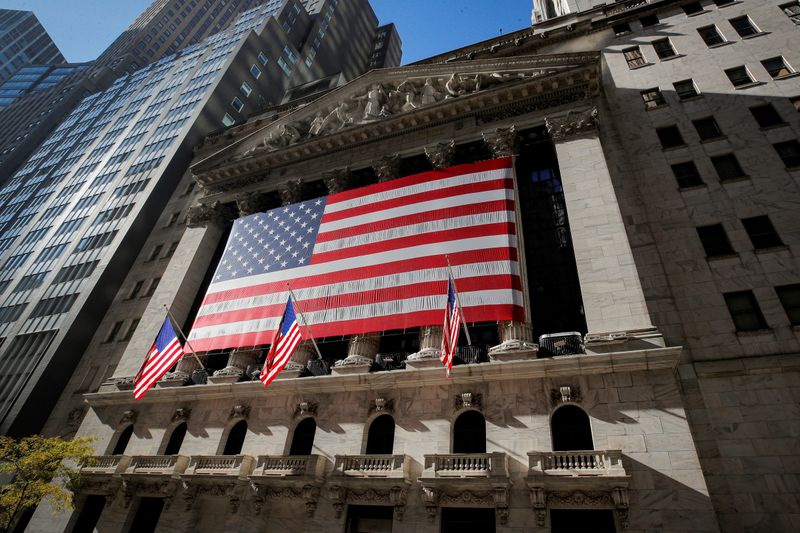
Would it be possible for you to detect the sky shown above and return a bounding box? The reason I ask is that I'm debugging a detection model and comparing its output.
[2,0,534,65]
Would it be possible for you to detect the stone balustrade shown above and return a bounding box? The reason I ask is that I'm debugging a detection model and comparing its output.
[82,455,131,475]
[332,454,410,478]
[422,452,508,479]
[252,454,327,478]
[126,455,190,476]
[185,455,255,478]
[528,450,626,477]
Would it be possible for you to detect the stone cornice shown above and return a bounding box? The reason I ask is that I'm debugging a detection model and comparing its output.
[84,346,680,407]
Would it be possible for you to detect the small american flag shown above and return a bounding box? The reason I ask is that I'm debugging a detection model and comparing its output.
[441,276,462,377]
[134,317,182,400]
[260,297,302,387]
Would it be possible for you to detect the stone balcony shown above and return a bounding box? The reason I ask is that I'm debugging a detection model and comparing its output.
[81,455,131,475]
[327,455,412,520]
[183,455,255,479]
[528,450,627,478]
[124,455,190,477]
[332,454,410,479]
[421,452,509,480]
[251,454,327,479]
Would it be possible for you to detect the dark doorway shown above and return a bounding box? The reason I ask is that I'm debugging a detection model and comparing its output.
[163,423,187,455]
[345,505,394,533]
[127,497,164,533]
[551,406,593,451]
[70,495,106,533]
[365,415,395,454]
[452,411,486,454]
[289,417,317,455]
[441,507,495,533]
[550,509,617,533]
[222,420,247,455]
[111,425,133,455]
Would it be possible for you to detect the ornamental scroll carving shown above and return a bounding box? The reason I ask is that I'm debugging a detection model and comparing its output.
[545,107,599,141]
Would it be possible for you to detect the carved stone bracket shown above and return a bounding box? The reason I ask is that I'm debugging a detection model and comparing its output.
[371,397,394,414]
[373,155,401,182]
[482,125,519,158]
[550,386,582,406]
[545,107,599,142]
[421,486,439,522]
[328,485,347,519]
[229,404,251,420]
[455,392,483,410]
[529,486,547,527]
[323,168,352,194]
[186,201,236,229]
[294,401,318,418]
[172,408,191,423]
[425,140,456,169]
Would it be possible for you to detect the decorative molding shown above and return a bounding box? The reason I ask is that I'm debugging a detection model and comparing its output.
[455,392,482,410]
[294,401,318,417]
[548,489,611,507]
[545,107,599,141]
[172,408,191,423]
[550,386,582,406]
[371,397,394,414]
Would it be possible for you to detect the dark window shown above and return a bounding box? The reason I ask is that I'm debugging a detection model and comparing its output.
[441,508,495,533]
[782,3,800,26]
[729,15,759,37]
[551,509,617,533]
[104,321,123,343]
[762,56,794,78]
[623,47,646,69]
[365,415,395,455]
[289,418,316,455]
[683,2,704,15]
[724,291,768,331]
[641,88,666,109]
[697,224,735,257]
[711,154,746,180]
[725,66,754,87]
[671,161,704,188]
[345,505,394,533]
[111,425,133,455]
[692,117,724,140]
[656,125,685,148]
[776,284,800,326]
[750,104,784,127]
[713,0,735,5]
[222,420,247,455]
[551,405,594,451]
[742,216,783,249]
[640,14,659,27]
[698,25,725,46]
[163,423,187,455]
[143,277,161,297]
[452,410,486,453]
[613,22,631,36]
[70,495,106,533]
[791,96,800,112]
[127,497,164,533]
[119,319,139,342]
[127,280,144,299]
[774,140,800,167]
[674,79,699,99]
[652,38,677,59]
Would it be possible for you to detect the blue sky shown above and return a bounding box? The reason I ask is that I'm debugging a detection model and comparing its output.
[3,0,533,64]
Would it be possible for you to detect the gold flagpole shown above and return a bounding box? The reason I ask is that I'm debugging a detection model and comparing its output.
[163,305,206,370]
[285,283,324,360]
[445,255,472,346]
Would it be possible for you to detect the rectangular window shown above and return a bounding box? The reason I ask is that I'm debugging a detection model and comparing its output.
[240,82,252,97]
[164,241,179,258]
[623,47,646,69]
[782,2,800,25]
[222,113,235,127]
[29,294,78,318]
[258,51,269,66]
[640,14,659,27]
[652,38,677,59]
[641,88,666,109]
[249,64,261,78]
[698,25,725,46]
[742,215,783,249]
[231,96,244,113]
[146,244,163,262]
[729,15,759,37]
[613,22,631,36]
[762,56,795,78]
[671,161,703,188]
[776,284,800,326]
[143,277,161,297]
[724,291,768,331]
[711,154,746,181]
[683,2,705,15]
[674,79,699,99]
[749,104,784,128]
[127,280,144,300]
[773,140,800,167]
[277,57,292,75]
[656,125,685,149]
[692,117,724,140]
[120,318,140,341]
[725,66,755,87]
[697,224,735,257]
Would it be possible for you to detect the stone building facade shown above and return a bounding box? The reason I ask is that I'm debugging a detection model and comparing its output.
[24,1,800,532]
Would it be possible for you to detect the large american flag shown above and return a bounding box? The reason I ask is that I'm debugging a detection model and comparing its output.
[187,157,524,352]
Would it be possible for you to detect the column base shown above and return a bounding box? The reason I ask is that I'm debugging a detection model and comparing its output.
[331,355,373,375]
[488,341,538,361]
[208,366,243,384]
[405,349,443,369]
[157,372,192,387]
[275,360,305,380]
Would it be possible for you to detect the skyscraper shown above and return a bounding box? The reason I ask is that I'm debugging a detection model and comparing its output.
[0,0,388,438]
[0,9,64,83]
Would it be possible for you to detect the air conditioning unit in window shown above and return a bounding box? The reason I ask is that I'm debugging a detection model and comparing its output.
[538,332,584,357]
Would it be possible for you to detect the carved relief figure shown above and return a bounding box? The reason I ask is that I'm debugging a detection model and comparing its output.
[420,78,441,106]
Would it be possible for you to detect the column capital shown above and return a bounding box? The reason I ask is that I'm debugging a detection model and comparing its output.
[323,167,352,194]
[185,201,236,228]
[373,155,401,182]
[545,107,599,142]
[235,191,275,217]
[482,125,519,158]
[424,140,456,169]
[279,179,308,206]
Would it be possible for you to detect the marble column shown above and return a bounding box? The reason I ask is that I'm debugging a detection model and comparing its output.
[545,107,660,348]
[333,333,379,375]
[373,154,401,182]
[482,125,538,358]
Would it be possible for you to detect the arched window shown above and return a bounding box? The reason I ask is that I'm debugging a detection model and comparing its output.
[551,405,593,451]
[289,418,316,456]
[365,415,395,455]
[452,411,486,454]
[222,420,247,455]
[111,425,133,455]
[163,423,187,455]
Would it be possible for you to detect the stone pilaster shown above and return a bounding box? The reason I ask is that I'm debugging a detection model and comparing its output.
[545,106,660,348]
[323,167,352,194]
[208,349,258,384]
[373,155,401,182]
[424,140,456,169]
[332,333,379,375]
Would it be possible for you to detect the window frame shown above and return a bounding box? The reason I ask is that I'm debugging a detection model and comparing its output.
[697,223,736,258]
[674,79,700,100]
[729,15,760,37]
[640,87,666,109]
[762,56,795,79]
[652,38,678,60]
[723,291,769,332]
[741,215,783,250]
